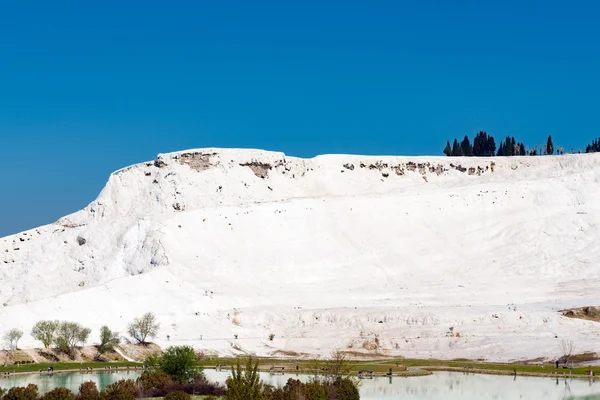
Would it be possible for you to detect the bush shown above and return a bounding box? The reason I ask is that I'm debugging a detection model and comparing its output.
[4,384,39,400]
[77,382,100,400]
[41,387,75,400]
[0,388,6,400]
[100,379,136,400]
[158,346,200,383]
[225,356,270,400]
[97,326,120,354]
[163,391,190,400]
[270,377,357,400]
[329,378,359,400]
[137,372,173,390]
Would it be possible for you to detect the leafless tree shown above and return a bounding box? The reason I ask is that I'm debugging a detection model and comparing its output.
[559,339,575,362]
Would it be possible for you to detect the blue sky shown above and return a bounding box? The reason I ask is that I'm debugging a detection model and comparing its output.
[1,0,599,236]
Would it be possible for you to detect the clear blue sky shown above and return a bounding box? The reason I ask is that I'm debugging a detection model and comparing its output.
[1,0,599,236]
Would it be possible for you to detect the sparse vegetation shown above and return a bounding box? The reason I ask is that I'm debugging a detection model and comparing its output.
[54,321,90,357]
[97,326,120,354]
[31,320,59,349]
[128,312,159,345]
[3,328,24,358]
[225,356,270,400]
[559,339,576,363]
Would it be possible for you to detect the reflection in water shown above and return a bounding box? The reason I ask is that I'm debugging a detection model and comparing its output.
[1,369,600,399]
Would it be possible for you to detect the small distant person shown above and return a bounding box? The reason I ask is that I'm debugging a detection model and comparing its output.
[167,335,170,341]
[556,360,559,368]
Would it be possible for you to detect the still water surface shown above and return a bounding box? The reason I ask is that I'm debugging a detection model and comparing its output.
[1,369,599,399]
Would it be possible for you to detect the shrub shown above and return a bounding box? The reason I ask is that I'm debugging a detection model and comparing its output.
[0,388,6,400]
[225,356,270,400]
[270,377,357,400]
[163,391,190,400]
[137,372,173,390]
[330,377,360,400]
[41,387,75,400]
[268,334,274,341]
[77,382,100,400]
[100,379,136,400]
[4,384,39,400]
[158,346,200,383]
[97,326,120,354]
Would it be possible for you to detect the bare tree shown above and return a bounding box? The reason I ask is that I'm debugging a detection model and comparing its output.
[559,339,575,363]
[3,329,23,360]
[326,349,356,382]
[128,312,159,345]
[31,320,59,348]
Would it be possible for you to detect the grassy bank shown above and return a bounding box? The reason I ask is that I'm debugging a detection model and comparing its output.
[199,356,600,378]
[0,361,139,374]
[1,357,598,379]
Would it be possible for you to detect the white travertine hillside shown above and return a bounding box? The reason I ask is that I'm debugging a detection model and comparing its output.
[1,148,599,361]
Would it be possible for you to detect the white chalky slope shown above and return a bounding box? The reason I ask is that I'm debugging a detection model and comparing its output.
[1,149,599,361]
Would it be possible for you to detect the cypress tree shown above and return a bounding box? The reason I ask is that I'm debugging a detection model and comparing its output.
[461,135,473,156]
[452,138,462,156]
[443,141,452,156]
[487,136,496,156]
[546,135,554,155]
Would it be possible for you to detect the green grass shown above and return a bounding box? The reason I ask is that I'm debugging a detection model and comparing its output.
[0,361,139,374]
[199,356,600,377]
[2,356,597,378]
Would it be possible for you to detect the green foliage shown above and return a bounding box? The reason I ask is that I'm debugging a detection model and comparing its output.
[142,352,161,369]
[97,326,120,354]
[547,135,554,155]
[331,377,360,400]
[268,334,275,341]
[99,379,136,400]
[225,356,269,400]
[40,387,75,400]
[54,321,90,356]
[269,377,358,400]
[76,382,100,400]
[451,138,462,156]
[163,391,191,400]
[127,312,159,345]
[78,328,91,347]
[460,135,473,157]
[158,345,200,383]
[136,371,173,389]
[585,137,600,153]
[3,384,38,400]
[472,131,496,157]
[443,141,451,156]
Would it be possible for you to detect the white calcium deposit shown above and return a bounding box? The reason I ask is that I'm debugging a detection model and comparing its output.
[1,149,599,361]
